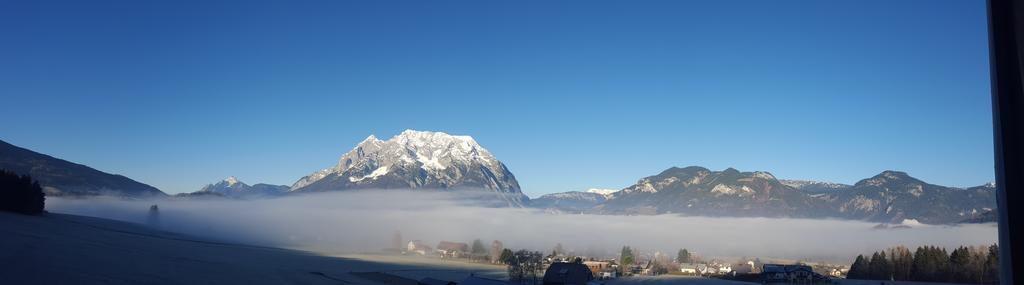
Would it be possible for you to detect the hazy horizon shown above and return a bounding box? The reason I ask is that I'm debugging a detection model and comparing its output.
[45,190,998,265]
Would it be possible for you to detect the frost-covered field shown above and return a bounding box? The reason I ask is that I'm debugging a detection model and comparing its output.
[605,276,756,285]
[0,212,504,285]
[332,254,507,281]
[0,204,998,285]
[605,277,987,285]
[836,280,983,285]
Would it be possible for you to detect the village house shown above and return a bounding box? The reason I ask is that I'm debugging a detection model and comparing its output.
[717,264,732,274]
[695,264,710,275]
[761,264,815,284]
[639,261,654,276]
[731,261,756,274]
[626,264,643,276]
[436,241,469,258]
[679,263,699,275]
[700,265,718,276]
[407,240,432,255]
[582,261,613,279]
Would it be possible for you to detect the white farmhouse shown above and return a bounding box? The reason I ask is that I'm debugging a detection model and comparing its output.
[680,264,699,275]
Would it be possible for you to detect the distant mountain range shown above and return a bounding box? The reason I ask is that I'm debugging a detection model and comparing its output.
[286,130,527,206]
[532,166,996,224]
[529,189,617,213]
[185,177,289,198]
[0,139,166,197]
[0,133,999,224]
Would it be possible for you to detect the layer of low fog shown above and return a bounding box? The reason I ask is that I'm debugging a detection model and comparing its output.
[47,190,997,264]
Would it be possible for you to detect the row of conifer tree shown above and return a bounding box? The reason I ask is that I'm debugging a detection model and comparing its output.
[0,170,45,215]
[848,244,999,284]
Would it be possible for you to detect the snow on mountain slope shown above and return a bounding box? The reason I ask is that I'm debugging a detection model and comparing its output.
[779,179,852,193]
[585,188,619,197]
[289,130,525,206]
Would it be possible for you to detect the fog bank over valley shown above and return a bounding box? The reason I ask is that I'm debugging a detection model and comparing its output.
[47,190,997,264]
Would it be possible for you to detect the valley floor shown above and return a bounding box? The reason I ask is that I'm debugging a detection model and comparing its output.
[0,211,987,285]
[606,276,757,285]
[0,212,502,285]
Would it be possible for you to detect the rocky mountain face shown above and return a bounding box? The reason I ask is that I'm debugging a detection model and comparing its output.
[0,139,166,197]
[592,167,830,217]
[289,130,526,206]
[192,177,289,198]
[532,166,996,224]
[961,209,997,223]
[825,171,997,224]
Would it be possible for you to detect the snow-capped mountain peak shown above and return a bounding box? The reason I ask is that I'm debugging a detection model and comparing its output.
[203,176,248,190]
[224,176,241,186]
[358,135,381,145]
[585,188,619,197]
[289,130,524,206]
[194,177,289,198]
[324,130,498,175]
[199,176,250,193]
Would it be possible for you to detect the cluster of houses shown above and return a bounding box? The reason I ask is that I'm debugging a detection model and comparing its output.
[679,260,754,276]
[406,240,474,259]
[813,264,849,278]
[580,261,617,280]
[761,264,823,283]
[677,260,847,280]
[398,239,847,285]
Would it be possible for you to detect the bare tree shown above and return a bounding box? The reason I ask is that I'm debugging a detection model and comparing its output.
[507,250,543,284]
[490,240,504,264]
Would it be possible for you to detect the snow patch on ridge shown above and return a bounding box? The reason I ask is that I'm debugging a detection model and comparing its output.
[349,166,390,182]
[586,188,619,196]
[225,176,240,186]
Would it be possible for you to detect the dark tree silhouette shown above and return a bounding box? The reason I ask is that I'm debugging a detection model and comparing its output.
[848,254,869,279]
[852,244,997,284]
[984,244,999,284]
[677,248,692,263]
[498,248,514,264]
[147,204,161,228]
[471,239,487,255]
[620,246,634,267]
[506,249,542,283]
[889,246,913,281]
[868,251,892,280]
[0,170,45,215]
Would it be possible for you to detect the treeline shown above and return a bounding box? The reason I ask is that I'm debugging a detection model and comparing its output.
[848,244,999,284]
[0,170,45,215]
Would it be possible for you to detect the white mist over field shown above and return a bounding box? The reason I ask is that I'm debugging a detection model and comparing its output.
[47,191,997,264]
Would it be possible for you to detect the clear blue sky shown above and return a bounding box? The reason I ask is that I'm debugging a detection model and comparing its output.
[0,0,993,196]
